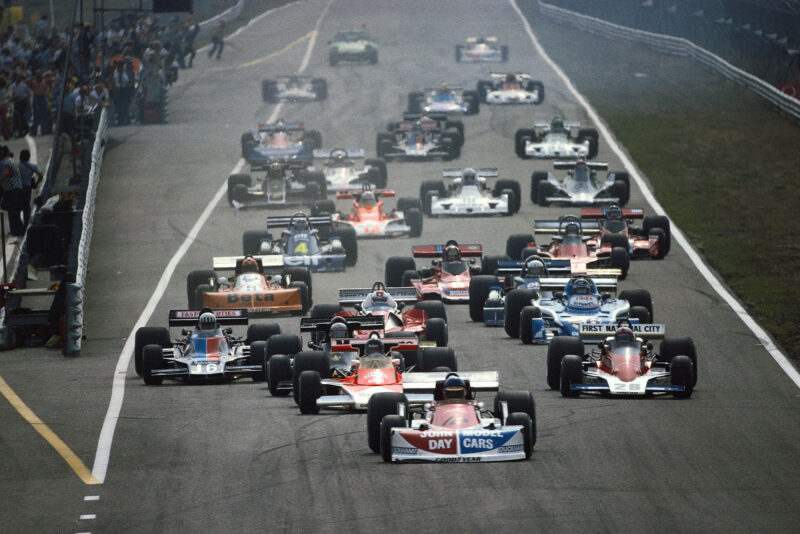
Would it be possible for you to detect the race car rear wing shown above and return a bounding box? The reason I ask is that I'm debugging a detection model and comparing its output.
[256,121,305,132]
[312,148,365,159]
[538,276,618,292]
[466,36,498,43]
[300,316,385,333]
[533,257,622,277]
[403,112,448,122]
[442,168,498,178]
[412,243,483,258]
[580,207,645,220]
[534,120,581,129]
[495,259,620,282]
[578,323,665,340]
[212,255,285,271]
[266,214,332,229]
[336,189,395,200]
[534,219,601,234]
[488,72,532,81]
[554,160,608,170]
[402,371,500,396]
[168,309,249,327]
[338,287,419,306]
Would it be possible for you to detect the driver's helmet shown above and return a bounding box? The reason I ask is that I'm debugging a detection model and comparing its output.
[267,161,283,179]
[614,325,635,343]
[443,375,467,400]
[437,82,449,93]
[524,257,546,277]
[332,150,346,162]
[551,116,565,130]
[360,191,377,206]
[241,256,259,273]
[462,168,477,185]
[329,317,349,339]
[370,289,389,306]
[198,312,217,331]
[504,73,514,83]
[564,222,581,237]
[364,337,384,356]
[575,156,586,168]
[606,204,623,220]
[443,244,461,262]
[291,217,309,231]
[568,277,592,295]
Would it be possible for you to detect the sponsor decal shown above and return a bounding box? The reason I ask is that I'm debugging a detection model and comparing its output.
[568,295,599,309]
[226,293,275,304]
[459,429,516,455]
[392,447,418,455]
[579,324,664,334]
[498,445,524,453]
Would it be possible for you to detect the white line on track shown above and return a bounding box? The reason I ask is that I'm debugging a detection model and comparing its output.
[90,0,334,483]
[509,0,800,388]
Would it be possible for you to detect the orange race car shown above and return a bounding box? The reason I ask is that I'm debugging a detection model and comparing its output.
[313,187,423,238]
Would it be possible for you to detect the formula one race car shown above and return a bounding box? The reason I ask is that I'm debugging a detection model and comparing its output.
[419,167,521,217]
[548,322,696,398]
[368,373,536,462]
[505,216,631,278]
[134,308,280,384]
[227,161,327,208]
[576,205,672,258]
[476,73,544,105]
[407,83,480,115]
[376,112,462,161]
[308,148,388,192]
[531,158,630,206]
[515,117,598,159]
[323,188,423,238]
[186,255,312,316]
[384,241,487,303]
[262,74,327,103]
[455,36,508,63]
[328,29,378,65]
[242,213,358,271]
[240,120,321,168]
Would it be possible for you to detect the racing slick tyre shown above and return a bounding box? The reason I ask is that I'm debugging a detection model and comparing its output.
[481,255,505,277]
[530,171,548,203]
[364,158,388,185]
[311,78,327,101]
[610,170,630,191]
[134,327,170,377]
[494,390,536,423]
[536,182,555,206]
[601,233,629,250]
[227,174,252,206]
[142,345,165,385]
[501,45,509,61]
[329,50,339,66]
[397,197,422,213]
[338,226,358,267]
[520,247,539,261]
[503,289,537,338]
[419,347,457,372]
[560,354,584,398]
[247,323,281,343]
[659,337,697,387]
[267,334,303,360]
[547,336,584,390]
[649,228,667,260]
[311,199,336,217]
[469,275,497,321]
[506,412,534,459]
[578,128,599,159]
[414,300,447,322]
[629,306,651,324]
[455,45,463,62]
[441,138,455,161]
[500,190,516,217]
[515,128,536,159]
[240,133,257,159]
[405,208,423,238]
[299,170,327,200]
[506,233,535,260]
[369,49,378,64]
[379,139,394,160]
[444,120,464,146]
[242,230,270,255]
[519,306,543,344]
[298,370,322,414]
[407,91,424,113]
[289,281,311,315]
[194,284,213,310]
[619,289,653,321]
[310,303,343,319]
[443,128,462,156]
[424,318,448,347]
[368,392,408,453]
[233,184,249,204]
[267,354,292,396]
[385,256,417,287]
[610,246,630,280]
[284,266,313,299]
[376,133,394,157]
[292,351,331,404]
[669,355,695,398]
[400,269,418,287]
[495,179,521,213]
[477,80,492,102]
[380,414,406,462]
[643,215,671,256]
[365,167,385,189]
[302,129,322,149]
[261,79,278,102]
[248,340,268,382]
[419,180,446,212]
[430,366,452,372]
[463,90,480,115]
[608,180,629,206]
[187,270,217,309]
[529,81,545,104]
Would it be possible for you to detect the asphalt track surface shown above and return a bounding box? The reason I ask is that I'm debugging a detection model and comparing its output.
[3,1,800,532]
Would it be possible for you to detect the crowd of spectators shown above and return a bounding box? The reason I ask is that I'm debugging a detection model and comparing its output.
[0,7,200,136]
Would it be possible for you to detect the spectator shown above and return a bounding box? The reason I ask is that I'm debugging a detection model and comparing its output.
[29,69,51,136]
[16,148,41,228]
[208,20,225,60]
[10,71,30,137]
[0,145,25,240]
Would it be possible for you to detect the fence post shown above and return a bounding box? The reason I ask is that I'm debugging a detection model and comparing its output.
[63,282,83,357]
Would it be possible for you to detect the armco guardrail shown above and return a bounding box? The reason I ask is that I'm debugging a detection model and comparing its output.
[537,1,800,121]
[64,107,109,357]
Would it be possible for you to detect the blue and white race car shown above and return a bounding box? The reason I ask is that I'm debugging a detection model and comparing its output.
[240,120,321,168]
[241,213,358,272]
[407,84,480,115]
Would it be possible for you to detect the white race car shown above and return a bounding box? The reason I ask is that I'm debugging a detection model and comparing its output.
[419,168,521,217]
[309,148,388,192]
[477,73,544,105]
[532,159,630,206]
[515,117,599,159]
[455,36,508,62]
[262,75,327,103]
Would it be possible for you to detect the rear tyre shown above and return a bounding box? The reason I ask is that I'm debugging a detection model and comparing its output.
[610,247,630,280]
[530,172,548,203]
[629,305,651,324]
[311,199,336,217]
[406,208,423,237]
[650,228,667,260]
[560,354,583,397]
[187,270,217,309]
[547,336,584,390]
[310,303,343,319]
[266,334,303,359]
[503,289,537,338]
[644,215,671,255]
[401,269,419,287]
[242,230,269,255]
[338,226,358,267]
[289,281,311,315]
[601,233,628,250]
[494,390,536,422]
[284,266,312,299]
[368,392,408,453]
[194,284,213,311]
[385,256,416,287]
[228,173,252,207]
[619,289,653,321]
[514,129,536,159]
[267,353,292,396]
[419,347,457,372]
[495,179,521,213]
[247,323,281,343]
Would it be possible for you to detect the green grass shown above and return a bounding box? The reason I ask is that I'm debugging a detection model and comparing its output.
[530,16,800,362]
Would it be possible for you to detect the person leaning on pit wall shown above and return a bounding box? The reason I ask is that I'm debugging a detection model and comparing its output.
[17,148,42,228]
[0,145,26,241]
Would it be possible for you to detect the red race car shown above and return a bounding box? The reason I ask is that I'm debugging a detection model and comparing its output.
[578,205,671,259]
[317,188,423,238]
[384,240,488,303]
[505,216,629,279]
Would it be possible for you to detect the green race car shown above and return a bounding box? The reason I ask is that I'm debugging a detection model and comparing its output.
[329,29,378,66]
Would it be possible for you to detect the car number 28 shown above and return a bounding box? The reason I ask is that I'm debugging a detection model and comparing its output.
[612,382,641,392]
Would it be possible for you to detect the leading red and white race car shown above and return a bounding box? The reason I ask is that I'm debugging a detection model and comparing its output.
[315,188,423,238]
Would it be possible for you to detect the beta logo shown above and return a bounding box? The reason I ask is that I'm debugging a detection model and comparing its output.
[226,293,274,304]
